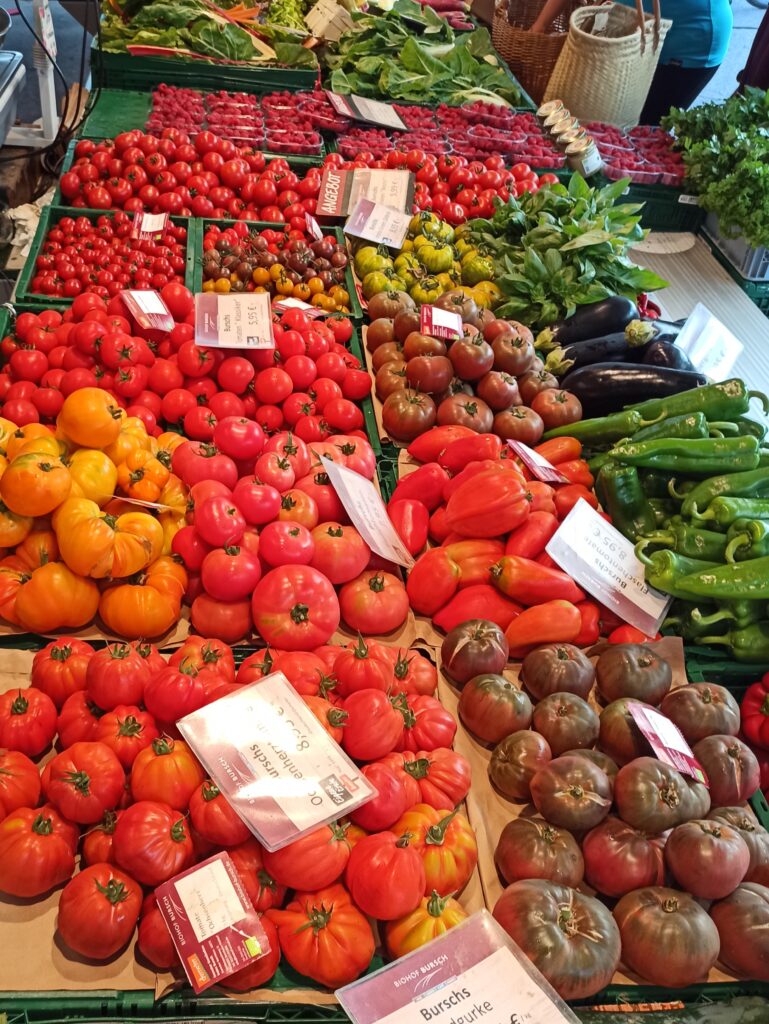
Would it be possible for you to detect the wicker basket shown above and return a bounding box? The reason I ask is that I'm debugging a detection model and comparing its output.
[544,1,671,126]
[492,0,580,105]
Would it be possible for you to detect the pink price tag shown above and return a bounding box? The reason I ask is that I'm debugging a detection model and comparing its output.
[155,852,273,993]
[420,304,463,340]
[120,290,174,333]
[305,211,324,241]
[325,90,355,117]
[628,704,709,785]
[131,211,169,240]
[272,296,326,318]
[507,440,568,483]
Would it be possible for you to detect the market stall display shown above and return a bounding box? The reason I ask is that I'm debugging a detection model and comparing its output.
[2,6,769,1019]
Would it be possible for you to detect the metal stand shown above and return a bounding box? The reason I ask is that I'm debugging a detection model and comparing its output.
[6,0,60,148]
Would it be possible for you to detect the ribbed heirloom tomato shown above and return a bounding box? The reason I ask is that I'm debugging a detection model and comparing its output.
[0,749,41,816]
[130,736,205,809]
[0,686,57,756]
[188,779,251,847]
[42,741,125,824]
[114,800,195,886]
[262,820,351,890]
[0,804,76,896]
[137,894,179,969]
[57,864,142,960]
[251,564,340,650]
[30,638,93,709]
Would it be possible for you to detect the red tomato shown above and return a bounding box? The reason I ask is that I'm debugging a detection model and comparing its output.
[339,570,409,634]
[0,804,76,896]
[95,705,159,769]
[170,635,236,682]
[259,521,315,567]
[113,800,195,886]
[251,564,340,651]
[263,821,352,890]
[130,736,205,810]
[349,762,408,832]
[231,477,281,526]
[397,694,457,752]
[137,894,179,969]
[310,522,371,585]
[194,494,246,547]
[334,636,394,697]
[341,689,404,761]
[0,687,57,757]
[57,863,142,960]
[189,779,251,847]
[0,749,41,817]
[228,838,287,912]
[42,741,125,823]
[86,642,151,711]
[345,831,425,920]
[57,690,105,747]
[81,808,122,866]
[30,638,93,709]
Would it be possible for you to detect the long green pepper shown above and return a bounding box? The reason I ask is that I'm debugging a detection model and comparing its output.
[543,409,662,445]
[631,412,709,443]
[679,468,769,518]
[675,555,769,600]
[636,549,719,600]
[693,496,769,528]
[635,523,728,562]
[625,378,769,423]
[598,462,657,541]
[608,436,760,474]
[696,622,769,663]
[725,519,769,562]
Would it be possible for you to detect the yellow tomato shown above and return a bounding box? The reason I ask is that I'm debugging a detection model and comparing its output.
[57,389,125,449]
[68,449,118,507]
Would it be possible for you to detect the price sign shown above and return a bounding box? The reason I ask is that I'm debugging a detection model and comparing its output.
[320,456,415,568]
[305,211,324,241]
[546,498,672,635]
[629,704,709,784]
[420,305,462,340]
[675,302,744,379]
[36,0,57,59]
[272,296,326,318]
[155,852,273,993]
[318,167,414,218]
[131,211,169,240]
[678,194,699,205]
[337,910,577,1024]
[344,198,411,250]
[120,290,174,333]
[178,673,375,851]
[325,92,406,131]
[507,441,568,484]
[194,292,274,349]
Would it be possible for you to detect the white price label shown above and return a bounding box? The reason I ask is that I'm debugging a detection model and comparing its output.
[324,92,406,131]
[326,91,355,117]
[320,456,415,568]
[178,672,375,851]
[305,211,324,241]
[675,301,744,378]
[507,441,568,484]
[337,911,577,1024]
[344,198,411,250]
[120,289,174,332]
[36,1,57,59]
[318,167,414,218]
[420,305,463,340]
[194,292,274,350]
[678,194,699,205]
[131,211,169,240]
[546,498,672,635]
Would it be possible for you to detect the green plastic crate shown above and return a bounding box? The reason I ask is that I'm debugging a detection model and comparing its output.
[91,38,318,94]
[618,182,705,233]
[14,207,198,308]
[349,325,381,460]
[80,89,152,139]
[193,218,362,320]
[685,645,763,689]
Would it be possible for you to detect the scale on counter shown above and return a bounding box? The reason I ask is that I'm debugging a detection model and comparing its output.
[5,0,58,148]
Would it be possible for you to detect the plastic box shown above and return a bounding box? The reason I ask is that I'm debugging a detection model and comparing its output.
[703,211,769,283]
[14,206,197,307]
[702,235,769,319]
[0,51,25,147]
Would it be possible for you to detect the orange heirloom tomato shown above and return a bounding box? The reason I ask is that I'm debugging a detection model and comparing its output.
[278,489,319,529]
[303,695,348,743]
[54,498,163,579]
[0,563,26,624]
[103,428,151,466]
[155,431,186,458]
[0,500,32,548]
[14,562,100,633]
[68,449,118,507]
[394,803,478,897]
[4,424,53,461]
[0,453,71,517]
[267,883,375,988]
[117,450,170,504]
[385,890,468,958]
[14,529,59,570]
[58,388,125,449]
[159,511,185,555]
[158,473,187,516]
[99,556,187,639]
[130,736,205,810]
[13,436,66,460]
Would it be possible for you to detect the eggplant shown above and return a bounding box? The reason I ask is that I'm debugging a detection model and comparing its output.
[649,318,686,343]
[542,297,639,347]
[640,339,697,371]
[561,363,708,417]
[548,332,633,375]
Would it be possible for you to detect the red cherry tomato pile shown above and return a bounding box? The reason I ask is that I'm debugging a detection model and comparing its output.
[0,634,476,984]
[59,130,323,221]
[0,294,368,435]
[29,212,188,300]
[388,427,619,650]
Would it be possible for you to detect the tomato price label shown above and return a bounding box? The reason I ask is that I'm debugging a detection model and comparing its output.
[320,456,415,568]
[272,295,326,318]
[546,498,672,635]
[628,704,709,785]
[324,91,406,131]
[178,672,375,851]
[194,292,275,349]
[305,210,324,241]
[318,167,414,218]
[131,211,169,240]
[155,852,273,993]
[420,305,463,341]
[344,198,412,250]
[337,910,577,1024]
[120,289,174,333]
[507,441,568,484]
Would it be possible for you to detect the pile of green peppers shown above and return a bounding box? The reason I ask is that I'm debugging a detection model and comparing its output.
[553,379,769,663]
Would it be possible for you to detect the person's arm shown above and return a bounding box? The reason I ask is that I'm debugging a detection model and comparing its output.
[530,0,572,32]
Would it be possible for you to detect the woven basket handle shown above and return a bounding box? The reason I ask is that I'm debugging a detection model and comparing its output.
[635,0,647,53]
[652,0,662,50]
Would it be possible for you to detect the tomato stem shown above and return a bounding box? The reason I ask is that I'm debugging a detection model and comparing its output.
[64,770,92,795]
[425,811,457,847]
[202,780,221,801]
[152,736,176,756]
[31,814,54,835]
[290,603,309,624]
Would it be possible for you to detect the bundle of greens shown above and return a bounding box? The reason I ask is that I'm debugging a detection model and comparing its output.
[662,88,769,249]
[464,175,667,328]
[100,0,317,65]
[325,0,521,107]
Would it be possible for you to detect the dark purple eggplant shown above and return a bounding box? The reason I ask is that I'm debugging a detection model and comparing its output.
[544,297,639,347]
[550,332,632,375]
[560,363,708,417]
[640,339,696,371]
[649,318,686,343]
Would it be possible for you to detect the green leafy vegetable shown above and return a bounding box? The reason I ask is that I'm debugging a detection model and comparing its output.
[464,175,667,328]
[324,0,521,106]
[662,89,769,248]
